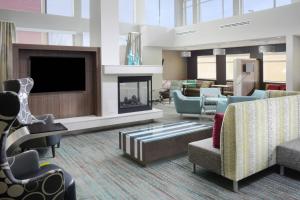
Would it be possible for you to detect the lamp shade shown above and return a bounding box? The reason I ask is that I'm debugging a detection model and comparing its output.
[180,51,191,57]
[259,45,275,53]
[213,48,226,55]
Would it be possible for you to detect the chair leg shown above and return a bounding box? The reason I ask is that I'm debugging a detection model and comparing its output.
[51,145,56,158]
[280,166,285,176]
[233,181,238,192]
[193,163,196,173]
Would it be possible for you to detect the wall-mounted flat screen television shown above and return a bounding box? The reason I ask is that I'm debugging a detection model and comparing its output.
[30,56,86,93]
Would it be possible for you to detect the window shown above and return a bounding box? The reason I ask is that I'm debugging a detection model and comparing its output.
[119,35,127,46]
[81,0,90,18]
[82,32,90,46]
[276,0,291,7]
[46,0,74,16]
[16,30,47,45]
[243,0,273,14]
[48,32,74,46]
[184,0,193,25]
[200,0,222,22]
[160,0,175,27]
[0,0,42,13]
[199,0,233,22]
[263,52,286,82]
[226,54,250,80]
[145,0,160,25]
[223,0,233,17]
[119,0,134,23]
[197,56,216,80]
[145,0,175,27]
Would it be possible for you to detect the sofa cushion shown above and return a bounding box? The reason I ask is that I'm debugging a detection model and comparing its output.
[277,138,300,172]
[201,81,214,88]
[227,96,258,104]
[212,113,224,149]
[185,80,197,88]
[279,84,286,91]
[266,84,281,90]
[188,138,221,174]
[251,90,267,99]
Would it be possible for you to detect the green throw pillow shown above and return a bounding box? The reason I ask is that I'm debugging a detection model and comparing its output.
[185,80,197,88]
[201,81,212,88]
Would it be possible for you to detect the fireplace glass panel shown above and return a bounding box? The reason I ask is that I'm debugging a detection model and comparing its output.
[118,76,152,114]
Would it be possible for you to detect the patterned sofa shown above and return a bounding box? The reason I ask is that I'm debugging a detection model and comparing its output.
[188,90,300,192]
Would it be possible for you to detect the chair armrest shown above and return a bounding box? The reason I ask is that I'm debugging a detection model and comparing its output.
[8,150,40,178]
[218,95,227,98]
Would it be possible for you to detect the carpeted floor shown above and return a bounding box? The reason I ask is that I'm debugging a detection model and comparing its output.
[43,103,300,200]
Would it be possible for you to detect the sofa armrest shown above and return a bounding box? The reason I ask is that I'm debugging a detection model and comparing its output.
[8,150,40,178]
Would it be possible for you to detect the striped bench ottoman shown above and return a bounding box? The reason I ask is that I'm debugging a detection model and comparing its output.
[119,121,212,165]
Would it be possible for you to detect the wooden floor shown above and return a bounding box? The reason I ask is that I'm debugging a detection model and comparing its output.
[42,103,300,200]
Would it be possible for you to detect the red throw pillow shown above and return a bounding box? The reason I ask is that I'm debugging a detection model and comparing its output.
[212,113,224,149]
[267,84,280,90]
[279,84,286,91]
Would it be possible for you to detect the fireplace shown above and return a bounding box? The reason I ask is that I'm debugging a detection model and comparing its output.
[118,76,152,114]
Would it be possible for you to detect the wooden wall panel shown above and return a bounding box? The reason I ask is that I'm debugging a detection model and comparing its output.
[12,44,101,118]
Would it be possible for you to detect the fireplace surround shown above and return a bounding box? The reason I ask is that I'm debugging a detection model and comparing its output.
[118,76,152,114]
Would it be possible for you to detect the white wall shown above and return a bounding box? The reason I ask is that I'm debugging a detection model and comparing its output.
[0,9,89,33]
[162,50,187,80]
[286,35,300,91]
[140,25,175,47]
[174,3,300,48]
[142,47,163,100]
[233,59,259,96]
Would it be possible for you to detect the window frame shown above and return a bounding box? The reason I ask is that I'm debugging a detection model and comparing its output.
[242,0,292,14]
[198,0,233,22]
[45,0,74,17]
[145,0,175,27]
[119,0,135,24]
[183,0,194,25]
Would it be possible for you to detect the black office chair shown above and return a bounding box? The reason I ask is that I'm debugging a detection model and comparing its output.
[4,77,61,157]
[0,91,76,199]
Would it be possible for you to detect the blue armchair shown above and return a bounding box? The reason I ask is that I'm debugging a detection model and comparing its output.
[200,88,226,114]
[216,90,267,113]
[172,90,202,115]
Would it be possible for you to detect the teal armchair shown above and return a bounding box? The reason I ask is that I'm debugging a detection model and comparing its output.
[172,90,202,115]
[216,90,267,113]
[200,88,226,114]
[169,80,183,103]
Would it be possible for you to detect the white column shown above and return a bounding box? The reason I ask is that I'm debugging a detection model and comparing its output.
[74,33,82,46]
[100,0,120,65]
[74,0,81,19]
[286,35,300,91]
[89,0,101,47]
[99,0,120,116]
[193,0,198,24]
[135,0,145,25]
[233,0,241,16]
[175,0,184,26]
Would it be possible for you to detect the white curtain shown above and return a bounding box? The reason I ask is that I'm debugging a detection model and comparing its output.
[0,21,16,91]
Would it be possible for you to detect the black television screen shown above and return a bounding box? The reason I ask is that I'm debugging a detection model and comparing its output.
[30,56,86,93]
